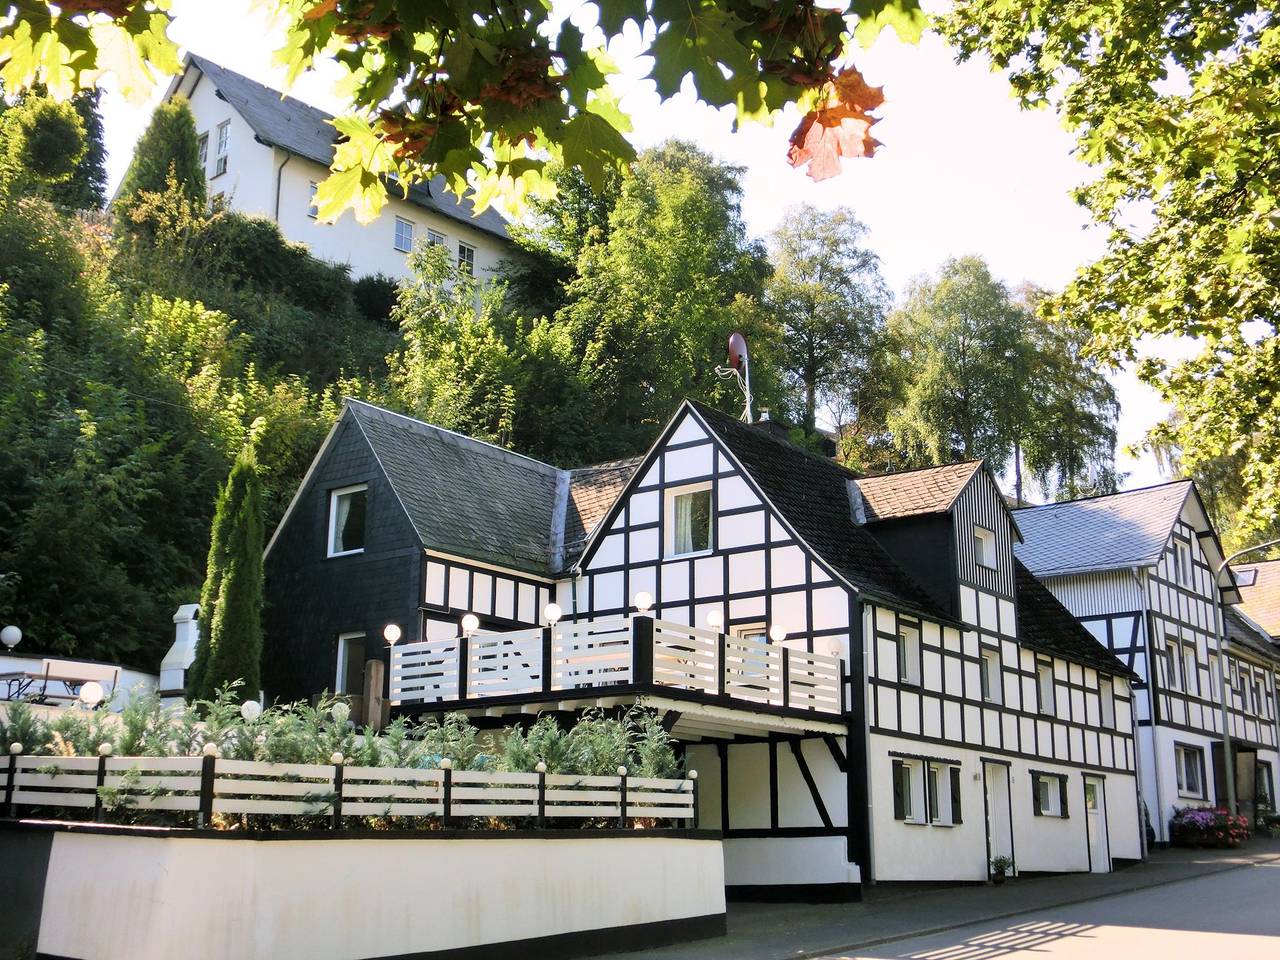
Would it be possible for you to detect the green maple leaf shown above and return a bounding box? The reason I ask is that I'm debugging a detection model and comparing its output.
[560,111,636,191]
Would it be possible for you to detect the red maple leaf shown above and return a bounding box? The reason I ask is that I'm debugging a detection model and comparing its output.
[787,66,883,182]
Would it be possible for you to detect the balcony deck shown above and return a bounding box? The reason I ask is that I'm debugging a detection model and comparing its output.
[390,616,846,733]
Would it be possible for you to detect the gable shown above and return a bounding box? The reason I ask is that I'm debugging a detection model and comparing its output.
[951,467,1018,600]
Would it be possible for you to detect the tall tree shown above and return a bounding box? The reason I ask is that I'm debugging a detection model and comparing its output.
[50,89,107,210]
[887,257,1026,469]
[942,1,1280,539]
[558,140,780,459]
[189,448,265,701]
[765,204,890,436]
[115,97,206,212]
[0,95,84,195]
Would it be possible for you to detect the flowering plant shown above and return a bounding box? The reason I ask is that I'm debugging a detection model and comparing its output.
[1169,806,1250,848]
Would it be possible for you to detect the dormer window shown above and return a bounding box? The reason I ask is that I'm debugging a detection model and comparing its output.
[973,525,997,568]
[664,483,712,557]
[328,484,367,557]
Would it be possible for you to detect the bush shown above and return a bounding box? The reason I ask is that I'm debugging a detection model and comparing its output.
[353,273,400,329]
[1169,806,1250,848]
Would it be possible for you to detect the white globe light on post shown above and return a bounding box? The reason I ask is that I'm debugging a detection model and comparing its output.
[544,602,562,626]
[0,625,21,650]
[768,624,788,644]
[78,681,105,709]
[383,622,402,646]
[461,613,480,638]
[633,591,654,614]
[706,609,724,631]
[240,699,263,722]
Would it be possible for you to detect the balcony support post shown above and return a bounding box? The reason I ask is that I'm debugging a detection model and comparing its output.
[541,626,553,695]
[632,616,654,688]
[782,647,791,708]
[457,635,470,702]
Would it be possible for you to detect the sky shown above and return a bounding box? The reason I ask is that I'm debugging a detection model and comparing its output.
[97,0,1171,494]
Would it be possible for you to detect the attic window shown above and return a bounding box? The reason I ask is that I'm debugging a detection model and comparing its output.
[328,484,368,557]
[214,120,230,176]
[974,525,997,568]
[394,217,414,253]
[665,483,712,557]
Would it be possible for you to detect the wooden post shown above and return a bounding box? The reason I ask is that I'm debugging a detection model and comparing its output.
[457,636,470,701]
[631,617,654,688]
[716,632,727,698]
[782,647,791,708]
[442,762,453,827]
[4,749,18,818]
[331,759,345,830]
[537,765,547,827]
[541,626,553,695]
[618,767,628,829]
[198,752,216,828]
[362,659,386,732]
[94,753,108,822]
[691,772,700,829]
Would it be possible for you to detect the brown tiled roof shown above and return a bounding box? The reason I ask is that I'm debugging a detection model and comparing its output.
[855,461,983,522]
[1224,604,1280,664]
[1235,560,1280,641]
[562,458,642,566]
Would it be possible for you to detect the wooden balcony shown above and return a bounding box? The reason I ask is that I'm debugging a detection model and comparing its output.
[390,616,846,722]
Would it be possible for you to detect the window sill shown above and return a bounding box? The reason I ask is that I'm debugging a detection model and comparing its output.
[210,170,227,180]
[327,548,366,559]
[982,697,1003,706]
[666,549,713,561]
[929,821,956,828]
[902,818,928,827]
[1177,792,1206,801]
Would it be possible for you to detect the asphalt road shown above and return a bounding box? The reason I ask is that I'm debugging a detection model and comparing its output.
[822,858,1280,960]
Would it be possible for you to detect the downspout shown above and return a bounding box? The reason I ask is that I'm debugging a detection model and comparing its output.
[1133,565,1166,846]
[272,149,292,222]
[859,600,875,885]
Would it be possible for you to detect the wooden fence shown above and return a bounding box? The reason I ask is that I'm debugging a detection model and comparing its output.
[1,752,698,829]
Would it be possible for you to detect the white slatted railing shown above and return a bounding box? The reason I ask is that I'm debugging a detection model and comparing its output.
[389,616,844,715]
[2,754,698,828]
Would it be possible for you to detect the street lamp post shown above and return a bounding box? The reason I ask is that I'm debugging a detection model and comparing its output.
[1213,537,1280,816]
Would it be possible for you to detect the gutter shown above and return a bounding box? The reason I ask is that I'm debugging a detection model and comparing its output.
[1133,565,1167,845]
[272,148,292,222]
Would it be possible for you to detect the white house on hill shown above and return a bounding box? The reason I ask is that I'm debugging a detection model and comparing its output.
[160,54,514,281]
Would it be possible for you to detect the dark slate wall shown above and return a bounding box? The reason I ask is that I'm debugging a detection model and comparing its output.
[863,514,957,619]
[263,414,423,703]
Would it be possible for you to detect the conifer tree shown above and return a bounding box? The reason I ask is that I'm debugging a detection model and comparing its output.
[188,448,264,701]
[115,96,206,212]
[51,90,108,210]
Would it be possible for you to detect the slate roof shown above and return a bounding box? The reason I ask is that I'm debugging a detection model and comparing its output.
[564,458,642,567]
[184,54,509,241]
[347,401,560,576]
[1234,560,1280,641]
[1224,605,1280,664]
[855,461,982,522]
[1013,560,1135,677]
[1013,482,1193,577]
[688,401,950,620]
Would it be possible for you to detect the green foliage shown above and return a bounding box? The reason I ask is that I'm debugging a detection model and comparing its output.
[352,273,399,329]
[188,448,265,701]
[941,1,1280,538]
[499,707,681,779]
[49,89,107,210]
[115,96,206,212]
[0,95,85,190]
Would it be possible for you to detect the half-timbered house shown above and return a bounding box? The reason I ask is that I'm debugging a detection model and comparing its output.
[1015,484,1280,839]
[262,398,1142,897]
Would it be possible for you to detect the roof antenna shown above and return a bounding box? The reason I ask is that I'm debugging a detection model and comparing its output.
[716,332,754,424]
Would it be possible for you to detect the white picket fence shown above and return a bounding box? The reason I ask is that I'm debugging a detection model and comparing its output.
[2,754,697,827]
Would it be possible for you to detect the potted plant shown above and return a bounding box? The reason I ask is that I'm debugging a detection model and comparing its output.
[990,855,1013,884]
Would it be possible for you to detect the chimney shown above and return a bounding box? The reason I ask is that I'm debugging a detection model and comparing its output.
[758,407,771,422]
[160,603,201,706]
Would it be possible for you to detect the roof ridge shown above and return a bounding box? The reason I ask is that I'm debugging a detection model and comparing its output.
[686,399,863,482]
[188,52,342,131]
[1014,479,1191,512]
[857,459,984,482]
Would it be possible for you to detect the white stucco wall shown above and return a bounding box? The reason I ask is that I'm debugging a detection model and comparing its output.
[722,837,859,887]
[36,831,725,960]
[184,74,276,214]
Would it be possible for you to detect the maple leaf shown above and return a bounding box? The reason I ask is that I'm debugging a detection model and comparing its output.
[787,65,883,181]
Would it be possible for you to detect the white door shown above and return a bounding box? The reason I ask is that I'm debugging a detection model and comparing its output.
[983,762,1014,875]
[1085,777,1110,873]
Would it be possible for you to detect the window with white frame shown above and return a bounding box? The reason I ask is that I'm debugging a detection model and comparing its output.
[1176,541,1192,586]
[1099,676,1116,728]
[1036,662,1055,715]
[327,484,368,557]
[980,647,1002,703]
[897,625,921,686]
[1032,772,1068,817]
[1175,743,1205,798]
[973,525,997,568]
[893,757,961,825]
[732,622,768,644]
[214,120,230,176]
[892,757,924,823]
[427,228,445,246]
[394,216,414,253]
[308,181,319,219]
[664,483,712,557]
[1183,643,1199,695]
[1163,637,1180,690]
[1259,761,1275,812]
[335,633,366,694]
[457,241,476,275]
[197,132,209,170]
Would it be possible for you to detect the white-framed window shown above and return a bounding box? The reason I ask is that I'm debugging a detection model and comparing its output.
[897,625,921,686]
[394,216,414,253]
[894,757,961,825]
[1036,662,1055,715]
[1163,638,1180,690]
[335,632,366,694]
[327,483,368,557]
[1176,541,1192,586]
[197,132,209,170]
[1032,772,1067,817]
[663,482,712,557]
[973,525,997,569]
[214,120,230,176]
[1259,761,1275,812]
[457,241,476,275]
[1175,743,1205,798]
[1099,676,1116,728]
[732,622,768,644]
[892,757,924,823]
[1183,644,1199,695]
[427,228,446,246]
[980,647,1002,703]
[308,181,319,219]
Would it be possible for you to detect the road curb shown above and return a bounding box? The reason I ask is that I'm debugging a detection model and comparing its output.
[795,852,1280,959]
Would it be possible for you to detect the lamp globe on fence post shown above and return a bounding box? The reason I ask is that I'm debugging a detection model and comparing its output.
[78,681,104,709]
[633,592,654,614]
[768,624,788,644]
[0,625,21,650]
[544,603,562,626]
[383,622,402,646]
[706,609,724,631]
[460,614,480,638]
[240,700,262,722]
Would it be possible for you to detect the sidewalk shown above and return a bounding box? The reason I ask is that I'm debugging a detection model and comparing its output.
[602,840,1280,960]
